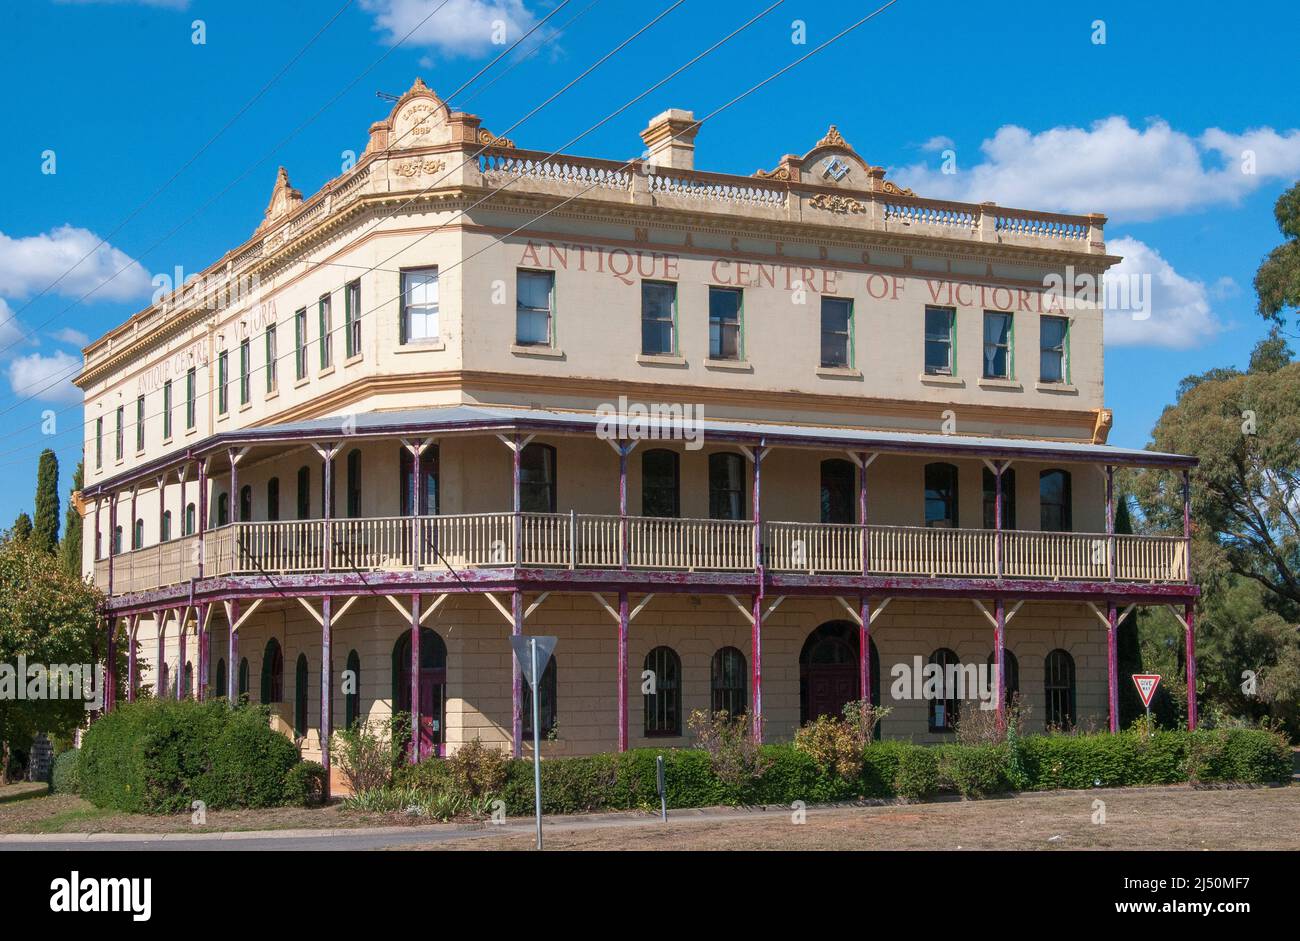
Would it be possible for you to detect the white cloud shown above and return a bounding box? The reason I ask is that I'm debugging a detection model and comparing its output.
[0,301,28,350]
[1103,237,1222,349]
[6,351,82,405]
[0,225,152,302]
[892,117,1300,221]
[361,0,538,58]
[50,326,90,346]
[920,135,954,153]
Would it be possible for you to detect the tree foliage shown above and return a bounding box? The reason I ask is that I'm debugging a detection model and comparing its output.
[32,449,59,554]
[1254,180,1300,329]
[58,460,84,577]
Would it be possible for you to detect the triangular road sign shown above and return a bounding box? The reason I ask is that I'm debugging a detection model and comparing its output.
[511,635,557,690]
[1132,673,1162,708]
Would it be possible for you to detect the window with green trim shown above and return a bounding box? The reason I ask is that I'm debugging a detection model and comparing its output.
[238,339,250,406]
[641,281,677,355]
[319,294,333,369]
[265,325,278,393]
[516,269,553,346]
[924,306,955,375]
[1040,315,1069,383]
[345,278,361,359]
[95,416,103,468]
[115,405,124,461]
[162,381,173,439]
[185,368,197,429]
[294,307,308,380]
[820,297,852,368]
[217,351,229,414]
[135,395,145,451]
[982,311,1013,379]
[709,286,743,360]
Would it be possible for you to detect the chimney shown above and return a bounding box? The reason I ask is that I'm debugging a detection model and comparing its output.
[640,109,698,171]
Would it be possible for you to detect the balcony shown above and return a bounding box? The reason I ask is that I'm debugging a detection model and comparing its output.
[95,513,1188,594]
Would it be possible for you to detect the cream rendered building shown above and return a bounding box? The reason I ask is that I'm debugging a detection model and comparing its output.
[76,79,1198,790]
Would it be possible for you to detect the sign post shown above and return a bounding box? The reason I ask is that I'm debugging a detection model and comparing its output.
[1131,673,1162,729]
[510,634,556,851]
[656,754,667,822]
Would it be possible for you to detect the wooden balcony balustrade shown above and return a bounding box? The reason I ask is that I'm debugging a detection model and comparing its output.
[94,512,1189,593]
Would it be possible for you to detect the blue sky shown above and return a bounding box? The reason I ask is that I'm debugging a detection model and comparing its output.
[0,0,1296,527]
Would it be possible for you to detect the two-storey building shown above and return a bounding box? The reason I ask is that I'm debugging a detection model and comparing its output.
[76,79,1198,791]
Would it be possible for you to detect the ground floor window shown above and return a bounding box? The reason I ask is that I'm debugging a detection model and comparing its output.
[294,654,309,737]
[393,628,448,755]
[799,621,880,733]
[928,647,960,732]
[344,649,361,729]
[238,658,249,700]
[986,649,1020,705]
[1045,649,1076,730]
[643,646,682,736]
[710,646,747,717]
[261,638,284,703]
[215,658,226,699]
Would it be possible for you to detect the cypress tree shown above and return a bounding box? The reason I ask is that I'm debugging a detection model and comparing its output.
[10,513,32,542]
[58,460,84,577]
[32,449,60,554]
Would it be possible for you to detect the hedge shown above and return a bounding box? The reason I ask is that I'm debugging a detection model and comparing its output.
[393,727,1289,815]
[79,699,318,813]
[50,749,81,795]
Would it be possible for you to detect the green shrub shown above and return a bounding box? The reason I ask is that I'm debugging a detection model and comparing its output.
[447,738,509,800]
[938,743,1010,798]
[331,716,407,794]
[50,749,81,794]
[1222,727,1291,783]
[79,701,152,812]
[894,746,939,800]
[205,706,301,809]
[283,761,327,806]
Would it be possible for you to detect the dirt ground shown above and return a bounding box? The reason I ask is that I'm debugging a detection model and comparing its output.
[413,785,1300,851]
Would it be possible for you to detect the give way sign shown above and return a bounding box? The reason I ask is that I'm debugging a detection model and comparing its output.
[1132,674,1162,708]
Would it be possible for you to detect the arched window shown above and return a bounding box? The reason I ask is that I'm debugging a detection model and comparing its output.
[924,463,959,527]
[710,646,747,716]
[296,466,311,520]
[392,629,448,754]
[1044,649,1076,730]
[799,622,879,730]
[1039,469,1072,532]
[708,453,745,520]
[112,525,122,555]
[520,443,557,512]
[522,655,558,738]
[927,647,961,732]
[238,658,249,699]
[399,444,440,515]
[184,503,195,535]
[820,458,856,524]
[183,661,193,699]
[133,518,144,549]
[642,449,680,518]
[216,493,229,527]
[294,654,309,737]
[346,449,362,518]
[261,638,284,703]
[643,646,682,736]
[982,467,1016,529]
[215,658,227,699]
[161,510,172,542]
[986,649,1020,705]
[239,485,252,523]
[344,649,361,729]
[267,477,280,521]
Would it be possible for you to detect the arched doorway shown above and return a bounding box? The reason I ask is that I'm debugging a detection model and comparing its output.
[799,621,881,729]
[392,628,447,757]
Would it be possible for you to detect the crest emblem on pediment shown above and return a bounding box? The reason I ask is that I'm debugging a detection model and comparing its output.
[753,124,917,197]
[256,166,303,233]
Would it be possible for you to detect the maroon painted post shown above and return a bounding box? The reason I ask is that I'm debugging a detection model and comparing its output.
[858,452,869,575]
[1105,465,1116,580]
[511,435,522,565]
[752,441,764,571]
[994,597,1006,730]
[511,590,523,758]
[227,601,239,701]
[751,589,763,742]
[1181,469,1192,583]
[411,442,423,569]
[617,589,629,752]
[1106,600,1119,733]
[156,475,166,584]
[1184,602,1198,730]
[322,445,334,572]
[320,595,332,796]
[104,618,117,714]
[195,603,208,701]
[618,442,629,570]
[858,595,872,708]
[196,458,207,576]
[176,607,187,700]
[409,593,422,763]
[156,609,167,699]
[994,463,1004,578]
[107,493,117,596]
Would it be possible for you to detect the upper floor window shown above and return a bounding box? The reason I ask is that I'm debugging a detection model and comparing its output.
[641,448,680,518]
[709,287,742,360]
[238,340,250,405]
[1039,469,1072,532]
[924,306,955,375]
[135,396,145,452]
[216,493,229,527]
[114,406,124,461]
[296,466,310,520]
[820,458,856,524]
[346,449,361,518]
[982,311,1013,379]
[982,467,1016,529]
[520,443,557,513]
[112,525,123,556]
[643,645,682,736]
[265,325,278,393]
[217,350,229,414]
[133,518,144,550]
[95,417,103,469]
[267,477,280,522]
[641,281,676,356]
[345,278,362,359]
[239,485,252,523]
[184,502,196,536]
[708,452,745,521]
[820,297,853,368]
[516,269,553,346]
[400,445,440,515]
[1040,315,1068,383]
[163,380,173,439]
[185,366,197,428]
[400,267,439,344]
[319,294,333,369]
[294,308,308,380]
[924,462,959,528]
[161,510,172,542]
